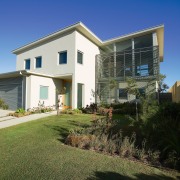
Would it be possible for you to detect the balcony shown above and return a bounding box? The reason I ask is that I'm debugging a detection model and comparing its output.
[96,46,159,82]
[95,46,160,104]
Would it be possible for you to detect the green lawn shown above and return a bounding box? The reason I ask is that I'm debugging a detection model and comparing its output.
[0,114,179,180]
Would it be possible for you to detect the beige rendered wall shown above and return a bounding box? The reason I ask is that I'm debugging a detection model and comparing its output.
[169,81,180,103]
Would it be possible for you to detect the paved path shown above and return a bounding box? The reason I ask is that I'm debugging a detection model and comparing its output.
[0,110,57,129]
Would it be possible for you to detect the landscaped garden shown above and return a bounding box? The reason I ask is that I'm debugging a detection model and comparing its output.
[0,113,179,179]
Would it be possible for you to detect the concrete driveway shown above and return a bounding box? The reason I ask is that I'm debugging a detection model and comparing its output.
[0,110,56,129]
[0,109,14,117]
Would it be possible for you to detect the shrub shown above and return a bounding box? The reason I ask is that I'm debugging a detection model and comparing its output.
[16,108,25,114]
[65,105,180,169]
[73,109,82,114]
[0,98,9,110]
[66,134,96,149]
[28,106,54,114]
[9,108,31,117]
[2,104,9,110]
[118,132,136,158]
[61,109,82,114]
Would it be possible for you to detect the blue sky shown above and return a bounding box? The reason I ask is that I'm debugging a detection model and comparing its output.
[0,0,180,87]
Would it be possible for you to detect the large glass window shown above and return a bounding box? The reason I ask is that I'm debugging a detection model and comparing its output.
[134,34,153,49]
[25,59,30,70]
[116,39,132,52]
[36,56,42,68]
[119,89,127,99]
[77,51,83,64]
[40,86,48,100]
[59,51,67,64]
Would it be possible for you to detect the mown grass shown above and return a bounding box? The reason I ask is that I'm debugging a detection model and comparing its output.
[0,114,179,180]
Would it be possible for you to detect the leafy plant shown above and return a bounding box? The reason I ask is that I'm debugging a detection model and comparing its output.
[15,108,25,114]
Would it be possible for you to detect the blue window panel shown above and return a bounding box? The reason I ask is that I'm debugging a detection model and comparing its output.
[36,57,42,68]
[25,59,30,70]
[136,64,149,76]
[40,86,48,100]
[59,51,67,64]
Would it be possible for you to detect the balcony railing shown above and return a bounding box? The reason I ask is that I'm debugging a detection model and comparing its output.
[96,46,159,81]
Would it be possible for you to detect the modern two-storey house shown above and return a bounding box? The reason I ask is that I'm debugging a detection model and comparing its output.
[0,22,164,110]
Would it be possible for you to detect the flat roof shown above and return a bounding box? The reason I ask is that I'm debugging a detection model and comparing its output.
[12,22,164,60]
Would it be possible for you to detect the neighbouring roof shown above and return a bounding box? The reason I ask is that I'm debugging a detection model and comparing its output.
[12,22,164,61]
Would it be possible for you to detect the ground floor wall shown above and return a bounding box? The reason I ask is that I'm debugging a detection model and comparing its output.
[96,79,158,104]
[26,75,61,109]
[27,75,95,110]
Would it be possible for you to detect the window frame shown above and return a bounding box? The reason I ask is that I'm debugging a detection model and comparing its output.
[77,50,83,64]
[59,51,67,64]
[39,85,49,100]
[25,59,31,70]
[119,88,128,99]
[35,56,42,68]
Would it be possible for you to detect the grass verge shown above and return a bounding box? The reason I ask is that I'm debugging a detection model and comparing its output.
[0,114,179,180]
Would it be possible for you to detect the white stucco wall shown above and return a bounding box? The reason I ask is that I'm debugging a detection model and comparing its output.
[72,31,100,108]
[16,30,100,109]
[16,31,76,76]
[26,75,62,109]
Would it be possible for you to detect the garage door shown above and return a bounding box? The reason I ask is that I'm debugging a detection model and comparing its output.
[0,76,23,110]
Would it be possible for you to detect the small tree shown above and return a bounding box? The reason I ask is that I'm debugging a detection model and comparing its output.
[158,74,169,93]
[126,78,140,121]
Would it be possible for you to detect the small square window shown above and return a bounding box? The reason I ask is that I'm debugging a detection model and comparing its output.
[25,59,30,70]
[59,51,67,64]
[136,88,145,99]
[40,86,48,100]
[36,56,42,68]
[77,51,83,64]
[119,89,127,99]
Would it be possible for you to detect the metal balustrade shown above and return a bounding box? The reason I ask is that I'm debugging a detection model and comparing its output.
[95,46,160,104]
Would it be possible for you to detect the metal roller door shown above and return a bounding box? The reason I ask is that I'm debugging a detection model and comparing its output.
[0,77,23,110]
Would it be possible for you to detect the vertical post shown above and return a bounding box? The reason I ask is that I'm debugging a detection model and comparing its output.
[132,38,135,77]
[136,101,138,121]
[152,32,158,76]
[124,51,125,81]
[113,43,117,102]
[113,43,116,78]
[95,55,97,104]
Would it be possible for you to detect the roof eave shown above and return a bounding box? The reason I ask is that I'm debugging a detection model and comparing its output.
[102,24,164,62]
[12,22,102,54]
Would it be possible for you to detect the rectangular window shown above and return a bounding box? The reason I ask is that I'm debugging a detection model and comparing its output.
[77,51,83,64]
[25,59,30,70]
[119,89,127,99]
[136,88,145,99]
[40,86,48,100]
[59,51,67,64]
[36,56,42,68]
[77,83,83,108]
